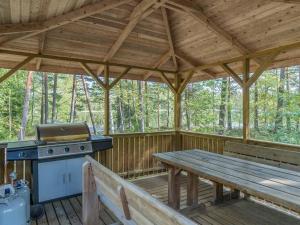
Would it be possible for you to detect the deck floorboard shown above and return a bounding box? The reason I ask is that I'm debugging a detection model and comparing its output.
[32,174,300,225]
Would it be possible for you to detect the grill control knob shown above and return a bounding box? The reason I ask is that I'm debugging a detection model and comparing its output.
[80,146,85,151]
[19,152,27,158]
[48,149,54,154]
[65,147,70,152]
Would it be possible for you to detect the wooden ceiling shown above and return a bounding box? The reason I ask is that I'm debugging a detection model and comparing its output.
[0,0,299,82]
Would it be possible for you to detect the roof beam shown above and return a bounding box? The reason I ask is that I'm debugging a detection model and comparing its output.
[0,48,176,74]
[166,0,252,56]
[0,0,132,46]
[181,41,300,74]
[270,0,300,3]
[96,0,167,75]
[161,7,178,70]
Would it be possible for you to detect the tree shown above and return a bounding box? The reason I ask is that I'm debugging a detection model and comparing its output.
[44,73,49,124]
[218,78,227,134]
[254,82,259,131]
[227,77,232,130]
[51,74,57,123]
[18,71,33,140]
[69,75,77,123]
[275,68,285,131]
[138,81,145,132]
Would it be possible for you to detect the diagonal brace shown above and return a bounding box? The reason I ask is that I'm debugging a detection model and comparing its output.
[221,63,243,87]
[0,56,35,83]
[247,51,280,87]
[80,62,106,88]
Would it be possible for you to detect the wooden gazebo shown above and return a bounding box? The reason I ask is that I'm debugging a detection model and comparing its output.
[0,0,300,225]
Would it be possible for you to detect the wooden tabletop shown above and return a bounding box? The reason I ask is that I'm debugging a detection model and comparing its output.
[153,149,300,213]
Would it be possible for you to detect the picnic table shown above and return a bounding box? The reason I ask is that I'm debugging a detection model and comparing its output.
[153,149,300,212]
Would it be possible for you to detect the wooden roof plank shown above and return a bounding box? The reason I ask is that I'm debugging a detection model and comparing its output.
[96,0,168,75]
[0,0,133,46]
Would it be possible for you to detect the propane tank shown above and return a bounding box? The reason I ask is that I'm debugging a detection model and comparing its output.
[0,184,27,225]
[15,180,30,224]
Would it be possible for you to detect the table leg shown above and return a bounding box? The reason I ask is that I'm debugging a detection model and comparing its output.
[213,182,223,204]
[168,167,181,210]
[187,172,198,207]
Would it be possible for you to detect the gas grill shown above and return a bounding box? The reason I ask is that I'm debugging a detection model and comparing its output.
[6,123,112,203]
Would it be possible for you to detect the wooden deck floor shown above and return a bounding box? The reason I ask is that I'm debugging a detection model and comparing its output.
[32,174,300,225]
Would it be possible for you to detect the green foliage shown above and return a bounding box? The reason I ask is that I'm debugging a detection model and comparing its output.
[0,65,299,146]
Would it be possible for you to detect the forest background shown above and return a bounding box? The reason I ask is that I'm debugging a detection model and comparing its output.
[0,65,299,145]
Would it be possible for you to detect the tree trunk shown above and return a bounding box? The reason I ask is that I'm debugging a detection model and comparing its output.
[218,78,227,134]
[81,76,96,134]
[185,87,190,130]
[286,70,291,132]
[145,82,149,127]
[138,81,145,132]
[44,73,49,124]
[31,77,35,125]
[51,74,57,123]
[40,74,44,124]
[275,68,285,131]
[254,82,259,131]
[127,81,132,130]
[166,88,170,128]
[227,77,232,130]
[18,71,33,140]
[297,66,300,131]
[118,82,124,132]
[109,97,115,133]
[8,90,12,138]
[157,88,160,130]
[69,75,77,123]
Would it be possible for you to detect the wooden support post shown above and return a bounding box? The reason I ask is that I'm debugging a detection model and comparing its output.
[168,166,181,210]
[104,65,110,135]
[212,182,223,204]
[82,162,101,225]
[187,172,198,207]
[242,58,250,143]
[118,185,131,220]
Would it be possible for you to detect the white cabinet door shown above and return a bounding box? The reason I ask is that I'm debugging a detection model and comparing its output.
[66,157,84,196]
[38,160,67,202]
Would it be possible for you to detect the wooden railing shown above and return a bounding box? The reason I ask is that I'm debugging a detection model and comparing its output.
[2,130,300,185]
[180,130,300,154]
[95,131,178,178]
[0,131,178,184]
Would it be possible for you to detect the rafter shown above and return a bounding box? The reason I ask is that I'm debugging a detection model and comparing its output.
[270,0,300,3]
[0,0,132,46]
[165,0,253,56]
[143,50,171,80]
[161,7,177,70]
[96,0,168,75]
